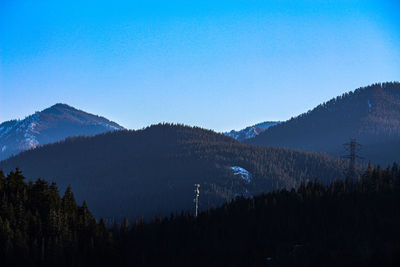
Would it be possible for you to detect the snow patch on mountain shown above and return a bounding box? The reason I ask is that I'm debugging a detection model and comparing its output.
[1,146,6,152]
[0,121,18,138]
[91,121,123,131]
[231,166,251,184]
[231,166,253,198]
[23,113,40,149]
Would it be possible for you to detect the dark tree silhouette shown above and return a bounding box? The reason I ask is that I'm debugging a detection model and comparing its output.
[1,164,399,266]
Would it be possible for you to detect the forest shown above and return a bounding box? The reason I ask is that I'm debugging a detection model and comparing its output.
[0,124,347,220]
[1,162,399,266]
[246,82,400,165]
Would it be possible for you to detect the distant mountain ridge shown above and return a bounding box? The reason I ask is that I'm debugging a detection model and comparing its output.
[224,121,279,141]
[246,82,400,165]
[0,103,124,160]
[0,123,346,220]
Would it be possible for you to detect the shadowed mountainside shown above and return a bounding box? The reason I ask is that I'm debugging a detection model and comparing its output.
[0,124,347,220]
[246,82,400,165]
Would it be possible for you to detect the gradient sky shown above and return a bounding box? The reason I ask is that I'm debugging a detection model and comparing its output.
[1,0,399,131]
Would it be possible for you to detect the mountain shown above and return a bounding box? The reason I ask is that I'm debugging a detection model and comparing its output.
[246,82,400,165]
[0,124,347,220]
[224,121,280,141]
[0,103,124,160]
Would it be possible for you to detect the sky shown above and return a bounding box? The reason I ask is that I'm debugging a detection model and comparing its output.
[1,0,399,132]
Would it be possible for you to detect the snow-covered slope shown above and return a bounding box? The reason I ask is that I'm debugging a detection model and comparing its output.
[231,166,253,198]
[0,103,124,160]
[224,121,279,141]
[231,166,252,184]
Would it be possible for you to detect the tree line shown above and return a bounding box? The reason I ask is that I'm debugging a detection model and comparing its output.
[0,169,113,266]
[1,162,400,266]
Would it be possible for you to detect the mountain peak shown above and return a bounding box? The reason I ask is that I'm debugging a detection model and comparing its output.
[0,104,124,161]
[51,103,74,109]
[41,103,78,114]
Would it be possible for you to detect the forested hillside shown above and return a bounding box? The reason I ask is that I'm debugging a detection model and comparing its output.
[1,164,399,266]
[0,124,346,220]
[246,82,400,165]
[117,163,400,267]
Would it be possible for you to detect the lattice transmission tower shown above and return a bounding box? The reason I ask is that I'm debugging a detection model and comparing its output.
[342,138,363,180]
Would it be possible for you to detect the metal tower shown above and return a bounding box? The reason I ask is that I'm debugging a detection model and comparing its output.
[343,138,363,180]
[194,184,200,217]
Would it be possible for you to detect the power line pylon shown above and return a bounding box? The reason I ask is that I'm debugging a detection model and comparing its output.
[194,184,200,217]
[342,138,363,180]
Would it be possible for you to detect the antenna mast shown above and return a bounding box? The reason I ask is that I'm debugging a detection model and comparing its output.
[342,138,363,180]
[194,184,200,217]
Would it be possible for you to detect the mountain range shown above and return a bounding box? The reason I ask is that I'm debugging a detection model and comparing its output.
[246,82,400,165]
[0,103,124,161]
[1,81,399,220]
[0,124,346,220]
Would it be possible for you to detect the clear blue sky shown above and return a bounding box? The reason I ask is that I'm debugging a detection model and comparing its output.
[1,0,399,131]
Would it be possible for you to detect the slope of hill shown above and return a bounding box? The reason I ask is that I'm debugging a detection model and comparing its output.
[2,162,398,266]
[224,121,279,141]
[0,124,346,220]
[246,82,400,165]
[0,103,124,160]
[116,163,400,267]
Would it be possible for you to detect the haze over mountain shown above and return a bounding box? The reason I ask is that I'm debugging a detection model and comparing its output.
[0,103,124,160]
[246,82,400,165]
[0,124,346,220]
[224,121,280,141]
